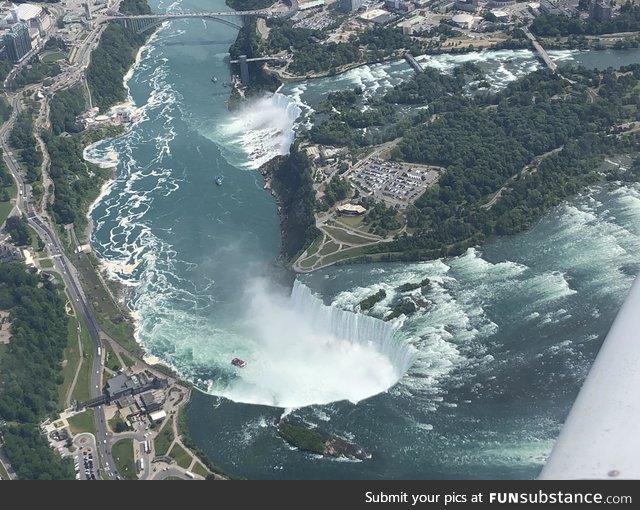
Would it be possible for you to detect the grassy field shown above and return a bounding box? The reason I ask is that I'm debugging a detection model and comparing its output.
[67,409,96,436]
[69,249,138,355]
[324,226,376,245]
[319,245,369,266]
[168,442,192,469]
[304,233,324,257]
[58,315,82,409]
[104,342,121,372]
[39,258,54,268]
[299,255,319,269]
[71,315,94,403]
[0,182,16,226]
[154,419,175,456]
[334,214,364,229]
[318,241,340,256]
[41,51,68,63]
[120,351,137,368]
[108,411,130,433]
[112,439,136,480]
[192,461,209,478]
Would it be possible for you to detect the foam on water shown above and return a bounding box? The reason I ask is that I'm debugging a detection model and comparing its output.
[208,93,302,169]
[206,279,415,408]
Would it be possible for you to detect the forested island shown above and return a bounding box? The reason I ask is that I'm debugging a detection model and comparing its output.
[270,61,640,268]
[277,417,370,460]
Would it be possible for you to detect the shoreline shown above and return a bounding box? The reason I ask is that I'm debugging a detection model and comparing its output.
[78,17,164,358]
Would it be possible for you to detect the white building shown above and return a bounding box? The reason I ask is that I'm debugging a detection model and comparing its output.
[299,0,325,9]
[0,3,52,35]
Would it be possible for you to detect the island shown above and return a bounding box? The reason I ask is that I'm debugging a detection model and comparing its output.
[277,417,370,461]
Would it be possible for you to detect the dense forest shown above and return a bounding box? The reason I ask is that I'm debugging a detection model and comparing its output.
[8,109,42,184]
[356,66,640,261]
[43,130,111,232]
[226,0,274,9]
[0,148,13,203]
[86,0,154,112]
[5,215,32,246]
[0,263,74,480]
[531,4,640,37]
[269,144,320,260]
[9,57,60,91]
[286,63,640,265]
[49,85,85,135]
[306,64,481,149]
[266,23,422,75]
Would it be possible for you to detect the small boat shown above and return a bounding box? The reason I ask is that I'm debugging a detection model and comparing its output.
[215,176,223,186]
[211,76,218,83]
[231,357,247,368]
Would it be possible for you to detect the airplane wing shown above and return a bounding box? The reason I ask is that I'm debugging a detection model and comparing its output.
[538,275,640,479]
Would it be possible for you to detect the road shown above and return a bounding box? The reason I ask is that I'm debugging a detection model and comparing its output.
[0,6,126,480]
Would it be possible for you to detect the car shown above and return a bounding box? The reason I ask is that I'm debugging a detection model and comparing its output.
[103,440,106,444]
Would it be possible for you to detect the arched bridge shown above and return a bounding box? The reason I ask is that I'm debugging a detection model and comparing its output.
[104,9,282,33]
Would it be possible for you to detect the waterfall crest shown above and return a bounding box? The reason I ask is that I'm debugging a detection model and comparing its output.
[216,279,414,408]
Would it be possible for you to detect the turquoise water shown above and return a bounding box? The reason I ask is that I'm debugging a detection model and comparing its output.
[85,0,640,478]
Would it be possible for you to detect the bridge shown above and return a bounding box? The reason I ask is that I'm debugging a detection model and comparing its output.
[522,27,557,73]
[103,9,284,33]
[404,53,424,74]
[229,56,286,64]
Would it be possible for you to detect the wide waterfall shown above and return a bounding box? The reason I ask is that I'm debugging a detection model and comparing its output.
[216,279,415,408]
[289,280,415,377]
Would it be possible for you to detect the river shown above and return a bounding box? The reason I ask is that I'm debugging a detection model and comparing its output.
[84,0,640,479]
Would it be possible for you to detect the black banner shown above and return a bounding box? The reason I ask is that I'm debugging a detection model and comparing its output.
[4,479,639,508]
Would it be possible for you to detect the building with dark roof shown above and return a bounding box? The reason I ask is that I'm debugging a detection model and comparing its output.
[140,390,166,413]
[340,0,363,11]
[2,21,30,63]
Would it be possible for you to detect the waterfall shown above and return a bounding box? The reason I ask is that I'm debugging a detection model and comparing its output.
[215,279,415,408]
[217,92,302,169]
[290,280,415,377]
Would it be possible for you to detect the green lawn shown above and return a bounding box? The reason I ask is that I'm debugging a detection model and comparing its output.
[334,214,364,228]
[67,409,96,436]
[0,182,16,227]
[192,461,209,478]
[69,249,139,355]
[120,351,137,368]
[299,255,319,269]
[41,51,68,63]
[304,234,324,257]
[39,258,54,268]
[108,411,131,433]
[104,342,121,372]
[168,442,192,469]
[71,316,94,403]
[318,241,340,256]
[112,439,136,480]
[320,245,370,266]
[154,419,175,456]
[58,315,82,409]
[324,226,377,245]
